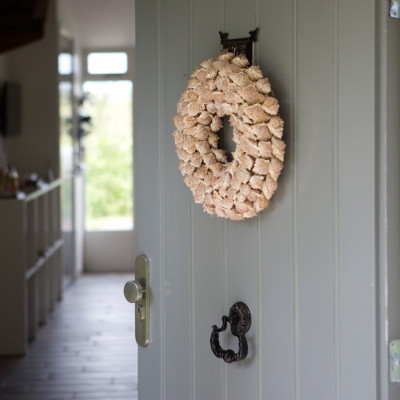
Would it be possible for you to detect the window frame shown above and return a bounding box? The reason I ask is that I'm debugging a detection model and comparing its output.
[82,47,135,82]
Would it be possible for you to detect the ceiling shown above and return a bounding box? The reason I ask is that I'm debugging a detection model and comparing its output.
[65,0,135,49]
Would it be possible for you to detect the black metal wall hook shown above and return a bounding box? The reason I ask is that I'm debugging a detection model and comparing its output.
[210,302,251,363]
[219,28,259,65]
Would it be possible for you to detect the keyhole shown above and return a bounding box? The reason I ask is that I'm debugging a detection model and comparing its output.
[218,116,235,162]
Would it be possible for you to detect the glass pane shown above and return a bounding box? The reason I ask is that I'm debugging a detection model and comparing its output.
[83,80,133,231]
[87,52,128,74]
[58,53,73,75]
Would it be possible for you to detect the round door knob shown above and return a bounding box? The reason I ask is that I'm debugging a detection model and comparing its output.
[124,280,144,303]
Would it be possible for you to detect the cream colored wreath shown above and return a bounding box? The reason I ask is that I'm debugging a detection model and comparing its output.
[173,51,285,221]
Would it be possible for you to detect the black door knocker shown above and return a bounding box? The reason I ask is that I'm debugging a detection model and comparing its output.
[210,302,251,363]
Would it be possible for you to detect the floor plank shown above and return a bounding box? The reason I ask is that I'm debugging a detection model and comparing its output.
[0,274,138,400]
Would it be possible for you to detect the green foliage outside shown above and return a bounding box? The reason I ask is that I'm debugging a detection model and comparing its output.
[84,81,133,230]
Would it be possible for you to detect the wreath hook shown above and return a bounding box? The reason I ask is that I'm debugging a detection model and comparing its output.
[219,28,259,65]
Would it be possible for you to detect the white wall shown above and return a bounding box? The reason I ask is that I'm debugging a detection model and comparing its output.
[67,0,135,49]
[0,55,8,81]
[85,231,136,272]
[3,0,59,179]
[0,54,8,167]
[0,138,5,167]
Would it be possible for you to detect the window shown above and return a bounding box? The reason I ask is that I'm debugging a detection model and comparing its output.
[87,52,128,75]
[83,80,133,231]
[58,53,73,75]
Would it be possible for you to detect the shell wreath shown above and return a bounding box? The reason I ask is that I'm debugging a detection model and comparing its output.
[173,50,285,221]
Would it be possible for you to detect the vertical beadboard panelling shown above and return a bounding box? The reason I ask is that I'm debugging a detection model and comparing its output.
[225,218,259,400]
[332,0,340,398]
[337,0,376,399]
[297,0,335,398]
[377,1,388,397]
[223,3,259,399]
[223,0,254,38]
[387,8,400,400]
[135,1,163,399]
[258,0,295,398]
[136,0,382,399]
[190,1,225,398]
[192,207,225,400]
[162,0,192,398]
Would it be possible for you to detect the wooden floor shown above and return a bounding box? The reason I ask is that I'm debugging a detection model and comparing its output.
[0,274,138,400]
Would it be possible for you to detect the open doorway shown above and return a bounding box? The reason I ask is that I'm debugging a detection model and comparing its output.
[57,1,138,397]
[81,49,135,272]
[83,80,133,231]
[0,1,138,398]
[57,0,136,276]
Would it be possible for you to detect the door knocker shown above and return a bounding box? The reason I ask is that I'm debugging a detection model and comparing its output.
[210,302,251,363]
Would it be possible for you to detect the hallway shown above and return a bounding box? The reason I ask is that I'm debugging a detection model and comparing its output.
[0,274,138,400]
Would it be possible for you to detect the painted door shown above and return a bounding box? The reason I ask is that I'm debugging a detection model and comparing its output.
[135,0,381,399]
[58,34,77,287]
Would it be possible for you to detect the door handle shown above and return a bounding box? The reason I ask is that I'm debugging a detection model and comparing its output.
[124,255,150,347]
[210,302,251,363]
